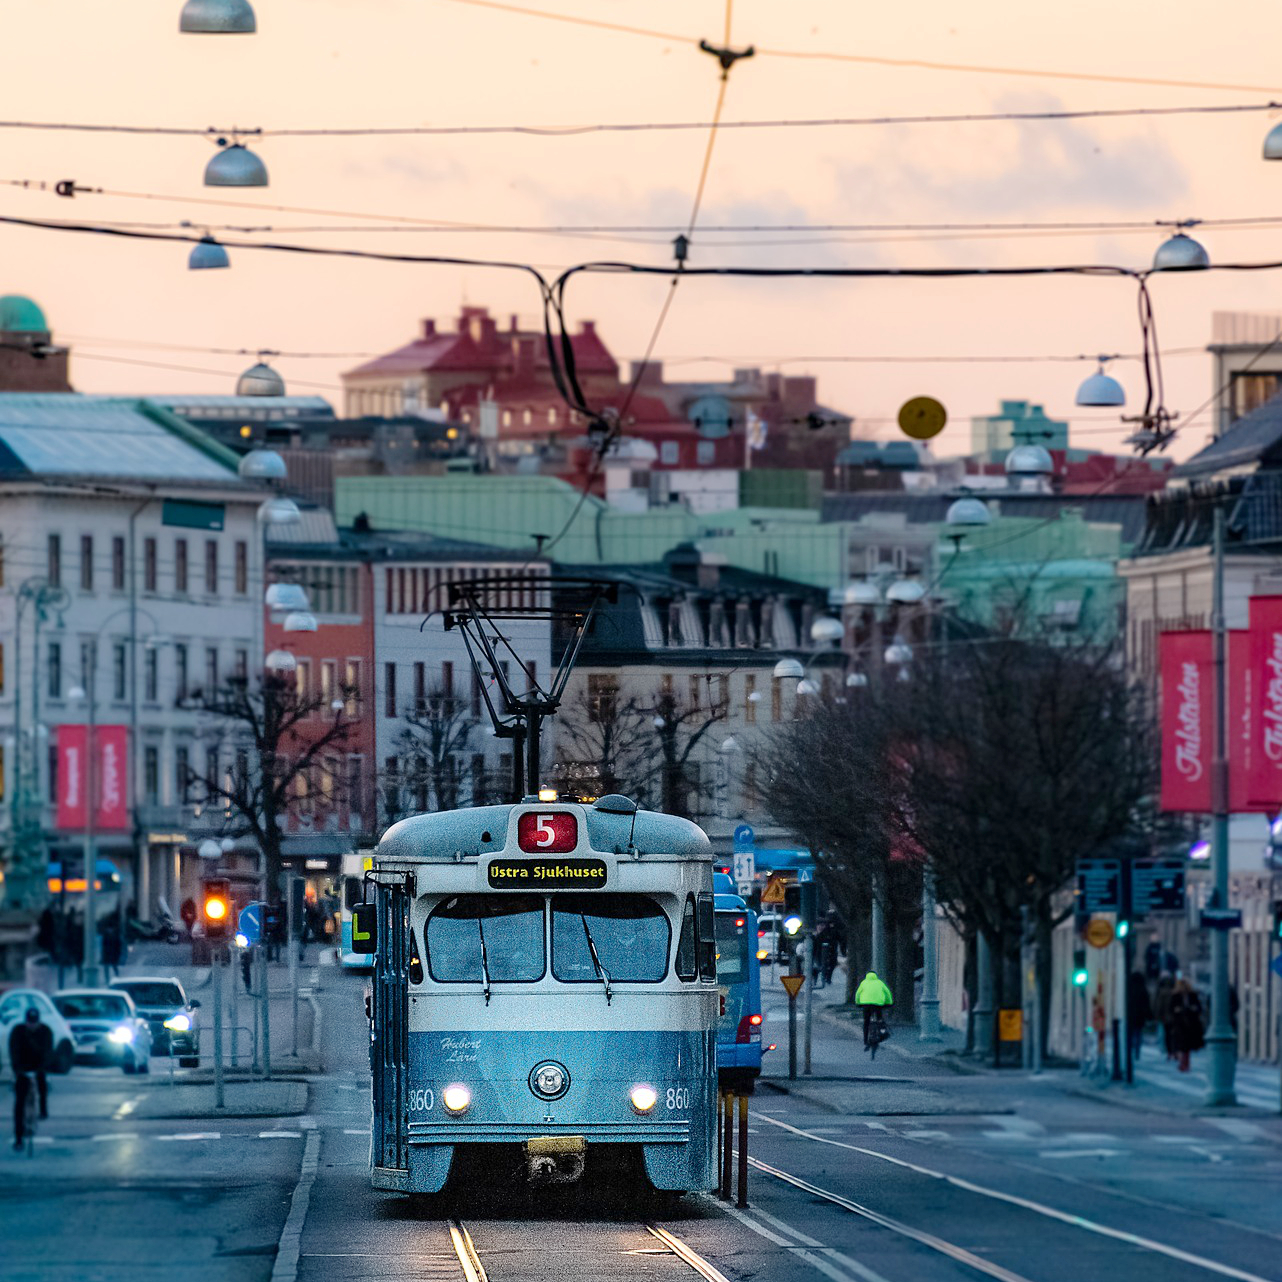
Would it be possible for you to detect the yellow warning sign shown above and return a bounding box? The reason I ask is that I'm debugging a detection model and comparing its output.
[998,1009,1023,1042]
[761,874,787,905]
[897,396,948,441]
[1085,918,1115,949]
[780,974,806,999]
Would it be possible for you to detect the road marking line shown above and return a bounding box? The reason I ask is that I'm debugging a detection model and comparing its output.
[1037,1149,1127,1160]
[156,1132,221,1141]
[754,1111,1274,1282]
[645,1224,733,1282]
[93,1133,139,1142]
[343,1128,371,1135]
[260,1131,304,1139]
[271,1129,320,1282]
[1208,1119,1268,1143]
[450,1220,489,1282]
[113,1096,143,1121]
[718,1203,876,1282]
[749,1157,1032,1282]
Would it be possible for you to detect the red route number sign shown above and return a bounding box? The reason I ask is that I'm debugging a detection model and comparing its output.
[517,811,578,854]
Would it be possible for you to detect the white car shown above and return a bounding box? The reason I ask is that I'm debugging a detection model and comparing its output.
[52,989,154,1073]
[0,989,77,1074]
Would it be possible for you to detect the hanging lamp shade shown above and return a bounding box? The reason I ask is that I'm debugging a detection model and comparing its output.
[265,582,310,610]
[188,234,230,270]
[265,649,297,673]
[796,678,821,696]
[945,496,991,528]
[1005,443,1054,477]
[1075,363,1125,407]
[772,658,804,680]
[180,0,256,31]
[809,616,844,644]
[843,581,882,606]
[1265,121,1282,160]
[205,143,268,188]
[283,611,318,633]
[1152,231,1209,271]
[886,579,926,604]
[237,360,285,397]
[238,447,286,481]
[258,496,301,526]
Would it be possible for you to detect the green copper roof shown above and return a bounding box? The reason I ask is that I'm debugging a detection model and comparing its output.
[0,295,48,333]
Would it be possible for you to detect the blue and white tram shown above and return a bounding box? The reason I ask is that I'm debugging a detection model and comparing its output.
[358,794,720,1196]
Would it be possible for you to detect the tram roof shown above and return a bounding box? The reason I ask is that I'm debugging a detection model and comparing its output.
[376,799,712,863]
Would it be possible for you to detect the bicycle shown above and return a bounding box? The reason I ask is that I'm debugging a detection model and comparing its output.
[868,1014,890,1061]
[16,1070,37,1157]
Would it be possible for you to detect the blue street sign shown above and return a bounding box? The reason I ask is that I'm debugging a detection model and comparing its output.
[733,823,754,850]
[238,901,263,946]
[798,868,814,884]
[1271,953,1282,981]
[1199,907,1243,931]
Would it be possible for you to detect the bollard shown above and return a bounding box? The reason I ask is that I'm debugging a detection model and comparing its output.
[720,1092,733,1200]
[736,1093,749,1208]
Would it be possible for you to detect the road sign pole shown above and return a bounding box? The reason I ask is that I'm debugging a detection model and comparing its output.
[212,945,225,1111]
[230,947,239,1069]
[788,992,798,1081]
[803,937,814,1076]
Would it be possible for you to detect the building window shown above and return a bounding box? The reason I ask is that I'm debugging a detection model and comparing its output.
[47,534,61,588]
[696,441,715,466]
[744,673,756,724]
[205,540,219,595]
[234,649,248,682]
[744,761,759,808]
[112,537,125,591]
[772,677,782,722]
[587,674,618,723]
[384,663,397,718]
[321,660,336,707]
[144,648,158,702]
[205,647,219,694]
[144,538,157,593]
[175,539,188,594]
[234,541,248,595]
[144,746,160,806]
[296,658,312,703]
[345,659,361,716]
[112,643,127,701]
[689,675,701,710]
[347,755,364,819]
[176,746,190,803]
[383,756,400,819]
[660,441,680,465]
[175,644,189,702]
[413,662,427,714]
[47,642,61,700]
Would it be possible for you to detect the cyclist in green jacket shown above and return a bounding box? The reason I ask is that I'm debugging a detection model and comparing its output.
[855,972,893,1049]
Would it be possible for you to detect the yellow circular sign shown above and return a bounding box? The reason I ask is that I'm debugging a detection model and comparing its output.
[1085,918,1115,949]
[898,396,947,441]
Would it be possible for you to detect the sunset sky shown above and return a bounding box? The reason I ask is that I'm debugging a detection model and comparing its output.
[4,0,1282,460]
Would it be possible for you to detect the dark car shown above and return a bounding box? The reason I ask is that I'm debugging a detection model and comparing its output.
[109,977,201,1067]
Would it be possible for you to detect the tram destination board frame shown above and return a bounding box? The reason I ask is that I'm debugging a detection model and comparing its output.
[487,857,608,889]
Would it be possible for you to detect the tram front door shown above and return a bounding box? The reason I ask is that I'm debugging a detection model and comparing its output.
[371,880,410,1180]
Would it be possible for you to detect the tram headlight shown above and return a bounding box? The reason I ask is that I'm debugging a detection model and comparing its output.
[629,1084,658,1114]
[442,1084,472,1115]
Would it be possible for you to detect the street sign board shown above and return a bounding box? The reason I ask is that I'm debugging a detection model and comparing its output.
[733,823,755,850]
[761,874,787,905]
[1076,859,1122,913]
[998,1009,1023,1042]
[1085,918,1115,949]
[1271,953,1282,981]
[237,901,263,946]
[797,867,814,884]
[1131,859,1186,915]
[732,851,755,894]
[780,974,805,999]
[1200,908,1243,931]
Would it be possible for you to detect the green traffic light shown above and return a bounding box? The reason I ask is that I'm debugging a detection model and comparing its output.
[1116,920,1130,939]
[1072,968,1089,987]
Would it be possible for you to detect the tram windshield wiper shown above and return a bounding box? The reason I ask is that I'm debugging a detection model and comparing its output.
[476,917,492,1006]
[579,914,613,1005]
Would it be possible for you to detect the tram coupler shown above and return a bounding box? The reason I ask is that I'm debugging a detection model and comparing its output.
[524,1135,586,1186]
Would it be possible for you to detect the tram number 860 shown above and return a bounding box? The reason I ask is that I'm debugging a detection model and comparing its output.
[666,1087,690,1110]
[408,1089,435,1113]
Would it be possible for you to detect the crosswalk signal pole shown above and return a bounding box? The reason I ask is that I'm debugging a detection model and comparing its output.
[212,946,225,1111]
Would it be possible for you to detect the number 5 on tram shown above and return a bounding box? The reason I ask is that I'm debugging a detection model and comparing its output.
[352,794,720,1196]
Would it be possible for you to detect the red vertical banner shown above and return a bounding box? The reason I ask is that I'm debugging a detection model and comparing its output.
[95,726,129,831]
[1159,630,1212,813]
[56,724,87,830]
[1229,630,1255,812]
[1248,596,1282,808]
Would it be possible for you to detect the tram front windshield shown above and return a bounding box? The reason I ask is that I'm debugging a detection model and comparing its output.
[552,894,670,983]
[426,895,545,982]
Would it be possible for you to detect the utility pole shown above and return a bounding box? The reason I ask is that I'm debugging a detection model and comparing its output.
[1206,501,1237,1105]
[919,868,942,1041]
[81,644,100,987]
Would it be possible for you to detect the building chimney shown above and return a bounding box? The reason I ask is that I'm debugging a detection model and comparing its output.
[421,318,436,339]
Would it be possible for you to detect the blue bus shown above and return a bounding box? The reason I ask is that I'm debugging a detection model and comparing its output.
[713,873,762,1090]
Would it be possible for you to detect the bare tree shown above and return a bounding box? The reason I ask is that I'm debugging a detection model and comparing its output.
[391,681,479,819]
[184,673,356,895]
[550,682,649,800]
[637,687,728,820]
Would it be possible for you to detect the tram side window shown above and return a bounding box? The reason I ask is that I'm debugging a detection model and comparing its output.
[552,895,671,984]
[696,893,717,981]
[676,896,697,981]
[425,895,545,983]
[344,876,362,910]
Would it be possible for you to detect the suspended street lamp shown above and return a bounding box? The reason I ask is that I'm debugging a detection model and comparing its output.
[265,583,309,611]
[1265,121,1282,160]
[1152,224,1210,271]
[1075,357,1126,407]
[1005,443,1054,478]
[809,616,844,645]
[886,578,926,605]
[205,141,269,188]
[796,678,821,696]
[180,0,256,32]
[945,495,992,528]
[772,658,804,680]
[238,448,287,481]
[283,611,318,633]
[258,496,301,526]
[188,234,230,271]
[237,358,285,397]
[265,649,297,673]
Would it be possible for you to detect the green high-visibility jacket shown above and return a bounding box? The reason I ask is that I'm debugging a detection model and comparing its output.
[855,973,893,1006]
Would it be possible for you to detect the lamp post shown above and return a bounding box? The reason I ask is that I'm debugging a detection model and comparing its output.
[67,654,99,986]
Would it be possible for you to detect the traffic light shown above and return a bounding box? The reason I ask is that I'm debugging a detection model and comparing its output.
[783,884,803,936]
[1116,919,1130,940]
[1272,901,1282,941]
[202,878,232,941]
[1072,948,1089,987]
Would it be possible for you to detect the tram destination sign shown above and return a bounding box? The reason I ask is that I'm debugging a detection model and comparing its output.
[487,858,608,890]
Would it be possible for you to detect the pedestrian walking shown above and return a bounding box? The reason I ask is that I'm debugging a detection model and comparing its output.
[100,918,123,981]
[1169,977,1205,1073]
[9,1008,52,1151]
[855,971,894,1049]
[1126,970,1152,1062]
[1154,972,1175,1059]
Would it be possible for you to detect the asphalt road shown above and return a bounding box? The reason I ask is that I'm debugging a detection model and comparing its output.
[4,954,1281,1282]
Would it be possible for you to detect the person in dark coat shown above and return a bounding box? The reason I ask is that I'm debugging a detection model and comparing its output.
[1169,977,1205,1072]
[100,917,123,980]
[1154,973,1176,1058]
[1126,971,1152,1061]
[10,1008,53,1149]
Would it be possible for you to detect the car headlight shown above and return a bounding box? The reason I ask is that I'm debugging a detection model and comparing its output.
[442,1085,472,1115]
[629,1084,658,1114]
[108,1025,134,1045]
[164,1014,191,1032]
[756,948,769,960]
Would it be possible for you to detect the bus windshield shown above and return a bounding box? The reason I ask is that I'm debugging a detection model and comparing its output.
[552,895,670,983]
[715,911,750,984]
[426,895,545,983]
